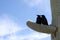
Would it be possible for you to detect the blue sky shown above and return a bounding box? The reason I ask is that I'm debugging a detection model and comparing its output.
[0,0,52,40]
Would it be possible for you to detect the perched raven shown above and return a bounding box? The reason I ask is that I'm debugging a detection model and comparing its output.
[41,15,48,25]
[36,15,42,24]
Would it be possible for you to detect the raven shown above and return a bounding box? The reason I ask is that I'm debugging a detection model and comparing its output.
[36,15,42,24]
[41,15,48,25]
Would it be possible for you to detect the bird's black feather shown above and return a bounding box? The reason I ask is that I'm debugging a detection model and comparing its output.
[36,15,42,24]
[41,15,48,25]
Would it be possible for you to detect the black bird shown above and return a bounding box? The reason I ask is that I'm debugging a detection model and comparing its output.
[36,15,42,24]
[41,15,48,25]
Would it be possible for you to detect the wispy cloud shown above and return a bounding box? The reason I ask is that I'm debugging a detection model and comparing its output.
[18,32,50,40]
[0,14,25,36]
[2,32,50,40]
[24,0,43,7]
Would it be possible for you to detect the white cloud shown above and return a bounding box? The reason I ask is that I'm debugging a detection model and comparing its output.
[24,0,43,7]
[4,32,50,40]
[0,14,25,36]
[19,32,50,40]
